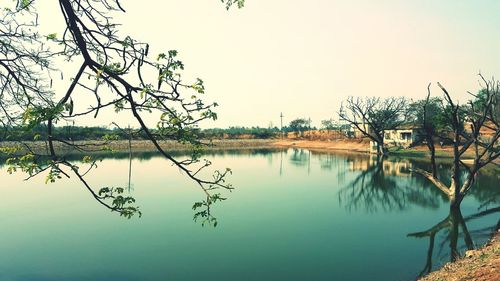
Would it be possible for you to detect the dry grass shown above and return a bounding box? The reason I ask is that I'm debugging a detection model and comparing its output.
[273,138,371,153]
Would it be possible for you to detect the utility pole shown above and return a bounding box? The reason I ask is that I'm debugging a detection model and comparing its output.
[280,112,284,139]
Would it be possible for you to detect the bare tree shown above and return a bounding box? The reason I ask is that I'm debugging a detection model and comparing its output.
[412,74,499,209]
[339,96,409,155]
[408,83,447,177]
[0,0,244,218]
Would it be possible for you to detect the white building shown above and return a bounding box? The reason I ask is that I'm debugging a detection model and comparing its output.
[383,125,422,147]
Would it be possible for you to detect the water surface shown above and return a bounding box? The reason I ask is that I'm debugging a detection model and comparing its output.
[0,149,498,281]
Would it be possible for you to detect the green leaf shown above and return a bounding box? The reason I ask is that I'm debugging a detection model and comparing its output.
[46,33,57,40]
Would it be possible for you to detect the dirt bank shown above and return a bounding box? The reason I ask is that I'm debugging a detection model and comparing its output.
[419,231,500,281]
[273,139,500,164]
[272,139,370,153]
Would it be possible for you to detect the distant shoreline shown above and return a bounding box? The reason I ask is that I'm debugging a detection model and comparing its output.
[0,139,498,164]
[0,139,276,154]
[0,138,372,154]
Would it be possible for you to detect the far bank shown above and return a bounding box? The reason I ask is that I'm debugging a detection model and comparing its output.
[1,138,499,163]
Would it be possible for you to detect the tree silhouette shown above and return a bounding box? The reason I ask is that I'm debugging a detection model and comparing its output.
[337,157,445,213]
[0,0,244,218]
[412,75,499,209]
[408,84,448,177]
[339,97,409,155]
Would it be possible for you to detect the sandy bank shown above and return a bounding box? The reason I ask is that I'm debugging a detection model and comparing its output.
[419,231,500,281]
[272,139,370,153]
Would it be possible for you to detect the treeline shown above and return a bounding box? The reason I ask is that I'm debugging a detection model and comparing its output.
[199,125,338,138]
[0,125,142,141]
[200,127,280,139]
[1,125,290,141]
[1,120,357,141]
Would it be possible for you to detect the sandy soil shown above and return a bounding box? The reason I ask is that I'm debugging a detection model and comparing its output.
[419,231,500,281]
[272,139,370,153]
[272,138,500,164]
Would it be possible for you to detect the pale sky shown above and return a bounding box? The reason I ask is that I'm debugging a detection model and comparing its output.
[35,0,500,128]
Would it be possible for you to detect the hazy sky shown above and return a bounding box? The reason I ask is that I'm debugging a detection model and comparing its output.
[37,0,500,128]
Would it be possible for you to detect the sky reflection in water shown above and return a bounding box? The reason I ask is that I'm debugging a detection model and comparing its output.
[0,148,498,281]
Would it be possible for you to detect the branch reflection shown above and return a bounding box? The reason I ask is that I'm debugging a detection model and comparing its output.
[337,156,443,212]
[408,207,500,279]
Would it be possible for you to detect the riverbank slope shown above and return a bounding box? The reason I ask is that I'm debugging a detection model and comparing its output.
[419,231,500,281]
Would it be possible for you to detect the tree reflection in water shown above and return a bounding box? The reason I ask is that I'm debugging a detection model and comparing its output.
[333,154,499,279]
[289,148,310,168]
[337,156,444,212]
[408,207,499,279]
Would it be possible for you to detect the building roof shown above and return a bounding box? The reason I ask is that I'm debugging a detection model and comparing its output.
[391,124,421,130]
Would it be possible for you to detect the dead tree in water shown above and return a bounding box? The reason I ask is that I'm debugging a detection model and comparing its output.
[412,75,499,209]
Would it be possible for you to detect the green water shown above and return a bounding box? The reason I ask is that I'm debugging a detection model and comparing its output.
[0,149,498,281]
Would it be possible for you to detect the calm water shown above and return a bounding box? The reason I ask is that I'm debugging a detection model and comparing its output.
[0,149,498,281]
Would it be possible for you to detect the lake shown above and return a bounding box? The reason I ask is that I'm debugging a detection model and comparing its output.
[0,148,498,281]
